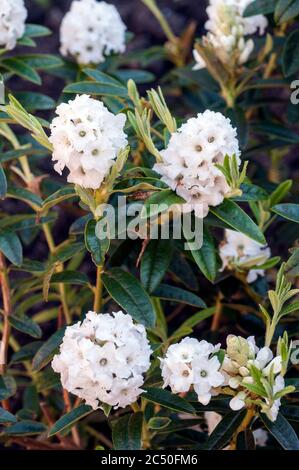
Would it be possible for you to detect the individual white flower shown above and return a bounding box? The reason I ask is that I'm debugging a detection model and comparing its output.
[193,356,224,405]
[229,391,247,410]
[153,110,240,218]
[219,229,271,282]
[52,310,152,409]
[49,94,127,189]
[60,0,126,65]
[193,0,267,69]
[0,0,27,51]
[160,337,223,401]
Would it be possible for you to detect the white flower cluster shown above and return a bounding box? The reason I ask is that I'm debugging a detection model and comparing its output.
[160,337,224,405]
[60,0,126,65]
[219,229,271,283]
[49,94,128,189]
[153,110,240,218]
[223,335,284,421]
[193,0,268,70]
[52,311,152,409]
[0,0,27,51]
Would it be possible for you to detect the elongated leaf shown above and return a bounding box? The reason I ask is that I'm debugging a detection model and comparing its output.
[142,387,195,414]
[10,341,43,364]
[234,183,268,202]
[9,314,42,339]
[6,186,42,209]
[0,230,23,266]
[202,410,247,450]
[141,190,184,219]
[64,81,128,97]
[4,420,47,436]
[102,268,156,327]
[14,92,55,111]
[0,407,17,424]
[260,412,299,450]
[85,219,109,266]
[244,0,275,16]
[112,412,143,450]
[42,186,77,213]
[50,271,89,286]
[186,227,218,282]
[24,24,51,37]
[211,199,266,244]
[283,29,299,76]
[1,58,41,85]
[48,405,93,437]
[141,239,173,293]
[32,327,66,371]
[153,284,206,308]
[83,68,123,86]
[272,203,299,223]
[0,164,7,198]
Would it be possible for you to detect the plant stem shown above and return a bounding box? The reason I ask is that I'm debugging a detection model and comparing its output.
[211,292,223,331]
[0,253,12,410]
[93,265,104,312]
[229,408,255,450]
[142,0,177,43]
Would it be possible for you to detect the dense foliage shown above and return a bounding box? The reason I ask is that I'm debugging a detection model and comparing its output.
[0,0,299,451]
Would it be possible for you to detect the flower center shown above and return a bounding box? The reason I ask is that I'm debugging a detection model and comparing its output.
[195,144,203,152]
[182,370,190,377]
[100,358,108,366]
[79,131,86,137]
[200,370,208,378]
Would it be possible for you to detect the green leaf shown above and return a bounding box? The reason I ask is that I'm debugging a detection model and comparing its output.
[115,69,155,84]
[202,410,247,450]
[243,0,276,16]
[85,219,109,267]
[269,180,292,207]
[10,341,43,364]
[276,0,299,23]
[142,387,196,414]
[6,186,43,209]
[4,420,47,436]
[272,203,299,223]
[42,186,77,213]
[234,183,268,202]
[260,412,299,450]
[32,327,66,371]
[63,81,128,98]
[50,242,84,264]
[283,30,299,77]
[0,377,10,400]
[1,58,41,85]
[50,271,90,286]
[186,227,218,282]
[0,164,7,198]
[236,429,255,450]
[83,68,123,87]
[210,199,266,244]
[19,54,63,70]
[141,190,184,219]
[48,405,93,437]
[141,239,173,293]
[14,92,55,111]
[148,417,171,430]
[9,314,42,339]
[152,284,206,308]
[24,24,51,38]
[0,407,17,424]
[112,412,143,450]
[102,268,156,327]
[0,230,23,266]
